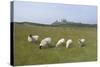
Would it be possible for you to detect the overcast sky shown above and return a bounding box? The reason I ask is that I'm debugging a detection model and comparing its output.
[13,1,97,24]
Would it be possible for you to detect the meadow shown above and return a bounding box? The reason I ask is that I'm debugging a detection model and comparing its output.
[13,23,97,66]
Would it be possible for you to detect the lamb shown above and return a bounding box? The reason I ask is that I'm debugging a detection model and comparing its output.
[66,39,72,48]
[28,34,39,42]
[56,38,65,47]
[32,35,39,41]
[39,37,52,49]
[78,38,85,47]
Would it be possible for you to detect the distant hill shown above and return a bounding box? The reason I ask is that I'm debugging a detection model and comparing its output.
[13,22,51,26]
[51,21,97,27]
[13,21,97,27]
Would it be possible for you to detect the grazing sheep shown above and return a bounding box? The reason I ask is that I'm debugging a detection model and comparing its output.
[28,34,39,42]
[39,37,52,49]
[32,35,39,41]
[78,38,85,47]
[66,39,72,48]
[56,38,65,47]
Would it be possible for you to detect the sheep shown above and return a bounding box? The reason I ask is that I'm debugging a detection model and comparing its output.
[56,38,65,47]
[28,34,39,42]
[39,37,52,49]
[78,38,85,47]
[66,39,72,48]
[32,35,39,41]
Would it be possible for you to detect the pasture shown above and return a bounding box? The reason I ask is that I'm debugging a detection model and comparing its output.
[13,23,97,66]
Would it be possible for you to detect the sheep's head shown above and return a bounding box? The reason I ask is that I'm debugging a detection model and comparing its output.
[29,34,32,37]
[39,46,42,49]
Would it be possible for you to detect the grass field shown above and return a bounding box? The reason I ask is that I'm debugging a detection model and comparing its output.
[13,23,97,66]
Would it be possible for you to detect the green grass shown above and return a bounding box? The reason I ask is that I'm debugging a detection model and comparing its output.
[13,23,97,66]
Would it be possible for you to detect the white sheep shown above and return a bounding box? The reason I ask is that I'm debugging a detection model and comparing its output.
[28,34,39,42]
[78,38,85,47]
[66,39,72,48]
[32,35,39,41]
[39,37,52,49]
[56,38,65,47]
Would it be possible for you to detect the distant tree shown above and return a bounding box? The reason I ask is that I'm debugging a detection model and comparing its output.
[54,20,59,23]
[61,19,68,23]
[52,20,60,25]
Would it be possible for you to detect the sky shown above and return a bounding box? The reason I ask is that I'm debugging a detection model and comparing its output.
[13,1,97,24]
